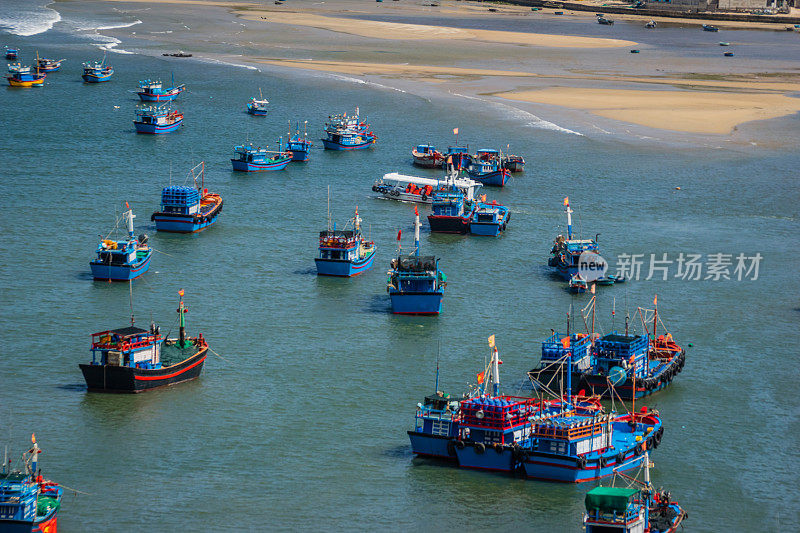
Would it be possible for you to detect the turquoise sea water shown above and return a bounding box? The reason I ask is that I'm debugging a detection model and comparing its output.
[1,4,800,531]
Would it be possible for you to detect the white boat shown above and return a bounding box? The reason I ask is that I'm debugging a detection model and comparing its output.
[372,170,481,204]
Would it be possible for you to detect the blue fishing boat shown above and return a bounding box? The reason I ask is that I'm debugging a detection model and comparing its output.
[230,143,293,172]
[466,149,510,187]
[569,273,589,293]
[409,391,464,460]
[79,289,209,393]
[548,197,599,280]
[469,200,509,236]
[82,53,113,82]
[321,108,377,150]
[315,207,376,277]
[584,453,687,532]
[90,204,152,281]
[6,63,45,87]
[36,56,64,72]
[412,144,445,168]
[443,145,471,170]
[428,190,472,234]
[702,24,719,32]
[387,207,446,315]
[0,435,63,533]
[502,153,525,172]
[151,162,223,233]
[133,105,183,134]
[247,88,268,116]
[529,297,686,400]
[137,78,185,102]
[287,120,313,161]
[4,46,18,60]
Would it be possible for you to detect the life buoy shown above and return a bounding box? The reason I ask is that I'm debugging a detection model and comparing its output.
[456,440,465,450]
[475,442,486,454]
[577,456,587,469]
[598,456,607,468]
[372,185,378,192]
[616,452,625,464]
[653,431,662,447]
[391,189,400,197]
[635,444,644,456]
[421,193,428,201]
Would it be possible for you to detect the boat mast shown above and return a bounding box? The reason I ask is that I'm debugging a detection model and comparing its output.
[125,202,135,240]
[178,288,188,348]
[327,185,331,231]
[490,336,500,396]
[435,340,440,393]
[652,294,658,338]
[565,197,573,239]
[29,434,38,476]
[414,206,420,257]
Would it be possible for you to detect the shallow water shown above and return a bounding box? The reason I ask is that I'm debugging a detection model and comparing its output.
[1,3,800,531]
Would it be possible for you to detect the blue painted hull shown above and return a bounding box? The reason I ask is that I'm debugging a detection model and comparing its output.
[138,92,180,102]
[523,449,645,483]
[315,249,375,277]
[287,141,311,161]
[407,432,456,460]
[321,138,374,150]
[471,170,509,187]
[470,222,503,236]
[230,158,291,172]
[90,252,152,281]
[455,443,516,472]
[389,291,443,315]
[83,73,113,82]
[134,120,182,134]
[247,107,268,116]
[153,212,220,233]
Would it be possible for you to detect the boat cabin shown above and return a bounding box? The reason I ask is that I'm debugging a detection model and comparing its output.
[135,107,179,126]
[432,192,465,216]
[318,229,359,261]
[540,332,593,372]
[160,186,201,215]
[89,326,163,369]
[473,203,504,224]
[415,144,436,154]
[474,149,500,161]
[391,255,441,292]
[532,413,614,457]
[95,239,139,266]
[593,334,649,379]
[584,486,645,533]
[459,396,541,445]
[413,393,461,437]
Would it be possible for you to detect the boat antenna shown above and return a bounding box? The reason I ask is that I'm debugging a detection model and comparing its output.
[590,284,596,345]
[435,340,440,393]
[564,196,573,239]
[129,280,135,326]
[304,120,308,141]
[3,445,7,475]
[566,305,571,337]
[652,294,658,340]
[327,185,331,231]
[178,288,187,348]
[414,206,420,257]
[612,296,616,332]
[489,335,500,397]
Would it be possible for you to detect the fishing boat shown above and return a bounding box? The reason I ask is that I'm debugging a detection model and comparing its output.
[4,47,18,60]
[548,197,600,280]
[151,162,223,233]
[387,207,446,315]
[82,53,113,82]
[719,41,730,46]
[702,24,719,32]
[133,105,183,134]
[411,144,446,168]
[409,390,464,460]
[466,149,510,187]
[0,435,63,533]
[230,143,293,172]
[315,206,376,277]
[428,190,473,234]
[569,273,589,293]
[470,200,510,236]
[584,452,688,532]
[528,296,686,400]
[90,204,152,281]
[598,16,614,24]
[373,171,481,204]
[501,153,525,173]
[247,88,269,116]
[79,289,209,393]
[443,145,471,170]
[321,108,377,150]
[5,63,45,87]
[36,57,64,72]
[724,51,735,57]
[137,78,185,102]
[645,20,657,28]
[287,120,313,161]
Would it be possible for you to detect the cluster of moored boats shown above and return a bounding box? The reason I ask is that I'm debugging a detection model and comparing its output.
[5,49,687,533]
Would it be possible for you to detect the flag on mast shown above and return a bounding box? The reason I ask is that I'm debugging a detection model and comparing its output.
[653,294,657,305]
[488,334,495,347]
[453,128,458,135]
[396,229,402,241]
[563,197,569,206]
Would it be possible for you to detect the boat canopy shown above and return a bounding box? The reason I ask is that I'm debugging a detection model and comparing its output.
[319,229,355,239]
[397,255,437,272]
[92,326,149,338]
[584,487,638,514]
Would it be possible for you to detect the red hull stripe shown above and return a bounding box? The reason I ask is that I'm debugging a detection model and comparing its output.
[134,354,206,380]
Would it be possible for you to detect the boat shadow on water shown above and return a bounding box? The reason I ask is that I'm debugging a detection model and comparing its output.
[294,267,318,276]
[55,383,89,393]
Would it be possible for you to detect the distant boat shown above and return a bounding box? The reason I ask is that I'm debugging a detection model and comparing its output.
[36,56,65,72]
[548,197,600,281]
[412,144,446,168]
[321,108,377,150]
[82,53,113,83]
[247,88,269,116]
[597,16,614,25]
[287,120,313,161]
[470,199,510,237]
[724,51,735,57]
[79,289,209,393]
[702,24,719,32]
[230,143,293,171]
[630,49,641,54]
[133,105,183,134]
[315,206,376,277]
[443,145,470,170]
[719,41,730,46]
[0,435,63,533]
[373,170,481,204]
[90,204,152,281]
[501,153,525,172]
[4,46,18,60]
[645,20,657,28]
[137,78,185,102]
[152,162,223,233]
[387,207,446,315]
[465,149,510,187]
[554,11,564,15]
[5,63,45,87]
[428,190,473,234]
[569,273,589,293]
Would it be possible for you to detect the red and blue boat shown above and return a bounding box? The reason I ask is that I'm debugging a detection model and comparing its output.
[82,53,113,83]
[0,435,63,533]
[287,120,313,161]
[6,63,45,87]
[90,204,152,281]
[151,162,223,233]
[79,289,209,393]
[321,108,377,150]
[316,207,376,277]
[444,145,471,170]
[502,153,525,172]
[466,149,510,187]
[548,197,600,280]
[387,207,446,315]
[35,56,64,72]
[137,78,185,102]
[231,143,293,172]
[4,47,18,60]
[411,144,445,168]
[133,105,183,134]
[247,88,268,116]
[428,191,472,233]
[584,453,688,532]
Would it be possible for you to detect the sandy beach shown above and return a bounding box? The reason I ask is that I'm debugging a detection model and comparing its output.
[85,0,800,137]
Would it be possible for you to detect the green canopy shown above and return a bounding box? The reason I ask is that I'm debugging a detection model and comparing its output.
[585,487,638,514]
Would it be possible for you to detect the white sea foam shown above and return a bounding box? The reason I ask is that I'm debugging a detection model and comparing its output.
[195,57,261,72]
[74,19,142,32]
[0,2,61,36]
[327,74,408,94]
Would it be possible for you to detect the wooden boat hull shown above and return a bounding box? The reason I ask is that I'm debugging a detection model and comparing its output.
[79,347,207,393]
[230,157,291,171]
[315,248,376,277]
[389,290,443,315]
[90,251,152,281]
[6,76,44,87]
[412,152,445,168]
[134,119,182,134]
[82,70,113,82]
